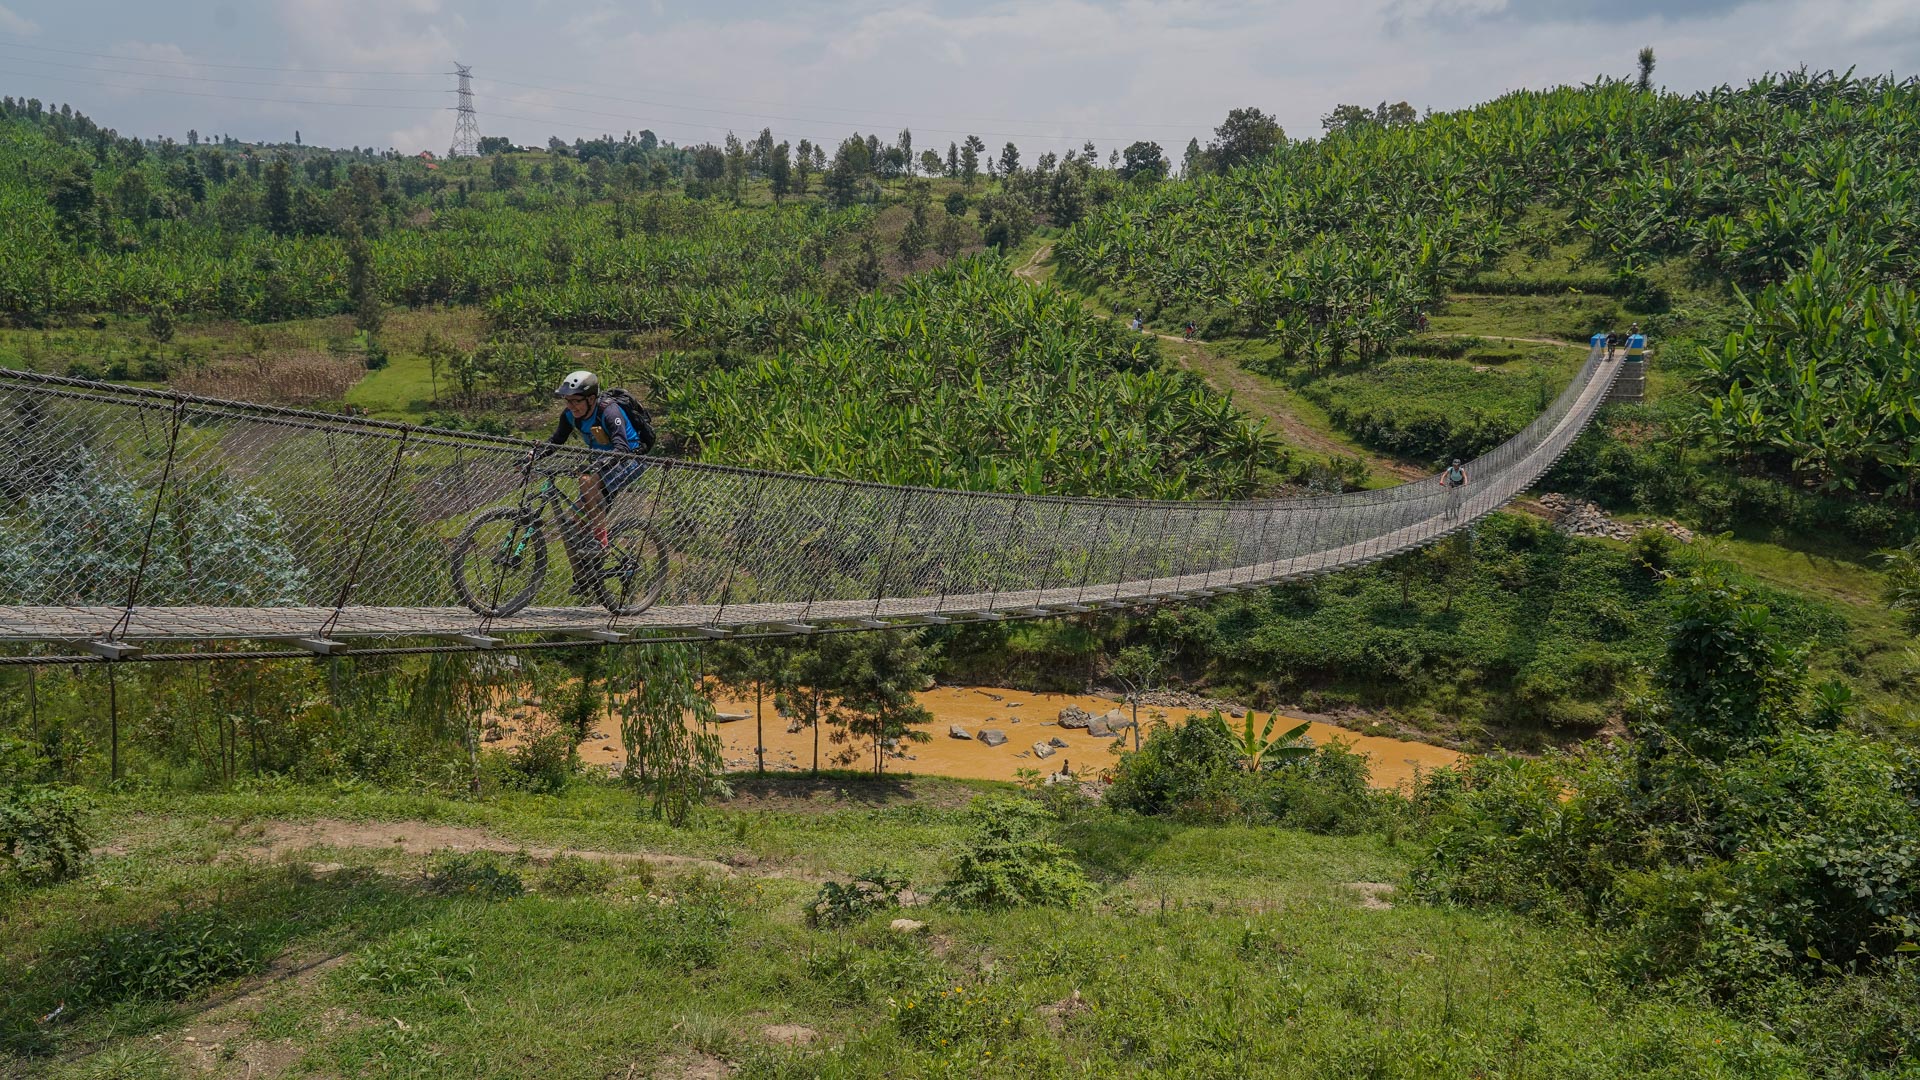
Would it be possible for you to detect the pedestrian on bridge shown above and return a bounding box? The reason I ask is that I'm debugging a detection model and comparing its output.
[1440,458,1468,520]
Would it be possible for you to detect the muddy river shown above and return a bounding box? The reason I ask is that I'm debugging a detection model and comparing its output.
[516,685,1461,791]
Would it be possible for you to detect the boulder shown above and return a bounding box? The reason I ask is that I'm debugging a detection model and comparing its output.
[1102,709,1127,725]
[1058,707,1093,729]
[714,711,749,723]
[949,725,972,740]
[979,729,1008,747]
[1086,717,1115,738]
[889,918,926,934]
[1031,741,1056,759]
[1048,736,1068,748]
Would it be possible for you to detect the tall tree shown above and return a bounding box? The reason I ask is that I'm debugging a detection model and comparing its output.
[1206,106,1284,172]
[1118,140,1168,182]
[895,128,913,176]
[959,137,982,189]
[898,201,929,269]
[792,138,814,195]
[611,643,725,824]
[769,140,792,204]
[920,148,942,177]
[47,166,96,244]
[1636,46,1657,92]
[998,141,1021,178]
[264,155,293,238]
[945,141,959,177]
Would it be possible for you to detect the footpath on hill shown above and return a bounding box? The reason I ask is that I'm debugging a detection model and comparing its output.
[1014,241,1425,481]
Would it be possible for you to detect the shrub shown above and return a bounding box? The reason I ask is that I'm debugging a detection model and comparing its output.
[504,725,574,794]
[634,884,734,970]
[937,795,1094,909]
[1104,716,1240,818]
[0,782,90,885]
[349,926,476,996]
[806,866,910,928]
[423,850,525,900]
[539,853,616,896]
[1107,716,1387,832]
[67,909,268,1004]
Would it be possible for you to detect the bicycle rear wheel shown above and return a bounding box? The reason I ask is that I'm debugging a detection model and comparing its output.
[452,508,548,617]
[592,520,668,615]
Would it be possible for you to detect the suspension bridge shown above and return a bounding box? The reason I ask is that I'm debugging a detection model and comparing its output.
[0,346,1620,662]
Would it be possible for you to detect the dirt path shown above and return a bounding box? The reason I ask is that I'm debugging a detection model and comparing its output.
[1430,331,1590,350]
[1014,241,1423,481]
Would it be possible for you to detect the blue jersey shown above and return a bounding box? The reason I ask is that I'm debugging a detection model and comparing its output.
[551,399,641,453]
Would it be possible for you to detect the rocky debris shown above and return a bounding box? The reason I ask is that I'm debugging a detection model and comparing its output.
[1032,741,1056,759]
[482,724,504,743]
[889,918,926,934]
[1119,689,1245,715]
[786,718,803,734]
[1538,492,1695,544]
[1058,706,1094,729]
[979,729,1008,747]
[1007,702,1023,708]
[949,725,972,740]
[974,690,1004,701]
[1037,990,1090,1032]
[715,711,749,722]
[586,731,610,741]
[1087,717,1119,738]
[1048,736,1068,748]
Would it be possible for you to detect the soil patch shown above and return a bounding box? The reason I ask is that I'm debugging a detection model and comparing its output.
[230,819,749,877]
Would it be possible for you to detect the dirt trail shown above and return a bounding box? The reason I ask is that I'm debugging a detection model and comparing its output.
[228,819,757,876]
[1012,242,1422,480]
[1430,331,1590,350]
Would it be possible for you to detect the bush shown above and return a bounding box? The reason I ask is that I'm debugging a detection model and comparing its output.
[806,866,910,928]
[1104,715,1240,819]
[539,853,616,896]
[1107,716,1387,833]
[0,782,90,885]
[503,726,574,794]
[67,909,268,1005]
[348,926,476,996]
[423,850,525,900]
[937,795,1094,909]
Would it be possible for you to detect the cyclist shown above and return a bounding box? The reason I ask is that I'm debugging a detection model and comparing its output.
[1183,320,1198,340]
[1605,328,1625,361]
[535,370,645,553]
[1439,458,1468,519]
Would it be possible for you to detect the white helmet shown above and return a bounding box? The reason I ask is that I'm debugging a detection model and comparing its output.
[554,370,599,399]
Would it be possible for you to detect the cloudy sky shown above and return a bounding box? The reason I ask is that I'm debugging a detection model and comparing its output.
[1,1,1917,156]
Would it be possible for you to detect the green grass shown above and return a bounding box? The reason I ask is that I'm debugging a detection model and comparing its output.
[1,778,1828,1079]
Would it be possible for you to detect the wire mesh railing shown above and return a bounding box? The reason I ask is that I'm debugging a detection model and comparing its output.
[0,346,1616,651]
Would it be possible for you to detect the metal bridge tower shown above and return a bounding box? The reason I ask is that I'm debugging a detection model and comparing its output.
[449,63,480,158]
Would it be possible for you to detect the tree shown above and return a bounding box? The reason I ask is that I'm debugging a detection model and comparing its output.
[898,201,929,269]
[895,128,913,176]
[47,166,96,244]
[489,152,518,189]
[1181,137,1202,177]
[1206,106,1283,172]
[113,168,150,230]
[1117,140,1168,182]
[264,155,293,238]
[793,138,814,195]
[477,135,514,154]
[769,140,791,203]
[1109,644,1161,750]
[919,148,943,177]
[1323,101,1417,135]
[959,137,982,189]
[610,643,726,825]
[1657,569,1808,762]
[1636,46,1657,92]
[935,210,968,257]
[708,641,786,773]
[945,141,959,177]
[1880,539,1920,635]
[723,131,747,200]
[851,234,884,289]
[827,631,936,775]
[998,141,1021,178]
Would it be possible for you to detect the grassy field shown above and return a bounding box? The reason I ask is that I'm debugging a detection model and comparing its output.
[1,777,1819,1079]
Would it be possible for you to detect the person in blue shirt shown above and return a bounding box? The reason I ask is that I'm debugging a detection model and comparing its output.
[536,369,645,551]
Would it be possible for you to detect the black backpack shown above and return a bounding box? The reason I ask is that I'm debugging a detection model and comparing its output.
[600,388,656,454]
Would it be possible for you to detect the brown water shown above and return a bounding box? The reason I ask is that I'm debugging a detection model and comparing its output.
[540,685,1462,791]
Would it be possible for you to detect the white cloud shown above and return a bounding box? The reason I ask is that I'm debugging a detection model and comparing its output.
[0,3,39,34]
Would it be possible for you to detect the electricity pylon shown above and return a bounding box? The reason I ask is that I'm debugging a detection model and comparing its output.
[449,63,479,158]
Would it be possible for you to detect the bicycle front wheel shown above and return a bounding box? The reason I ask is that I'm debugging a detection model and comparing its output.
[452,508,548,617]
[592,520,668,616]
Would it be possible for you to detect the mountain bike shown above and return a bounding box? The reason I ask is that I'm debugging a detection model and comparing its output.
[450,460,668,617]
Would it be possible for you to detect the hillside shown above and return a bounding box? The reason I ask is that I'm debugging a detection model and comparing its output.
[2,72,1919,1079]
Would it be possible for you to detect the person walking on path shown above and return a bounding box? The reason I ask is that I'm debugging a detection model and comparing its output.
[1439,458,1468,520]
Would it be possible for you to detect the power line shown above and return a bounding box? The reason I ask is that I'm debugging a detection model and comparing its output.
[0,50,447,95]
[0,34,443,77]
[0,70,439,113]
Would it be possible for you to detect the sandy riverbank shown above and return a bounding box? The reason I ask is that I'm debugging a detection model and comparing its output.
[507,685,1462,790]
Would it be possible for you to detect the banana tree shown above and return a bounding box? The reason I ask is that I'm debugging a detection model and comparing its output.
[1215,711,1313,771]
